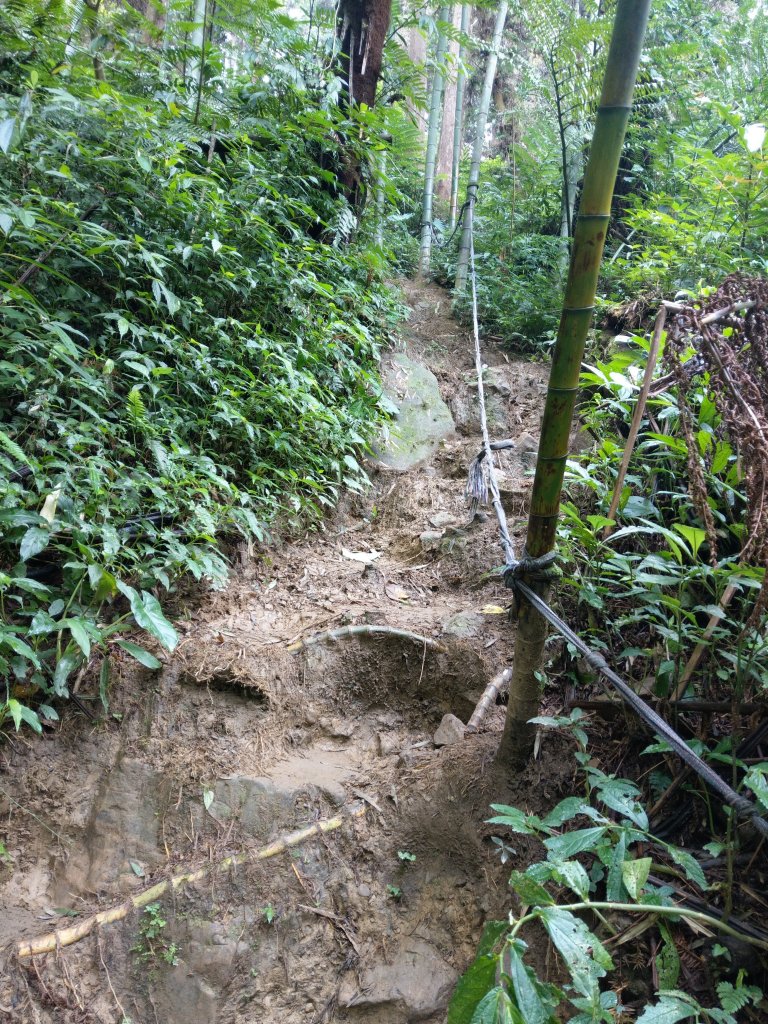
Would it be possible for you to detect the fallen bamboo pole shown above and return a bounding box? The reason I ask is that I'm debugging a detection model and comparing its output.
[17,803,367,958]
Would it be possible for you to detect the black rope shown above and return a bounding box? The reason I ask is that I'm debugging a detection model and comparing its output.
[463,207,768,838]
[502,570,768,837]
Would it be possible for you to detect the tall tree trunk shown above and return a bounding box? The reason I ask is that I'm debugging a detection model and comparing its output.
[375,151,386,247]
[335,0,394,209]
[454,0,508,292]
[449,5,471,229]
[419,5,452,277]
[405,27,428,139]
[337,0,393,108]
[435,6,463,202]
[496,0,652,769]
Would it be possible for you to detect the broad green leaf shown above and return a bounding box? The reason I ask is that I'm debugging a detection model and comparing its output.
[605,831,628,902]
[138,591,178,651]
[66,619,91,658]
[447,955,498,1024]
[508,870,554,906]
[53,650,80,696]
[503,939,553,1024]
[672,523,706,559]
[3,699,40,734]
[477,921,509,957]
[594,780,648,829]
[116,639,162,670]
[541,798,587,828]
[470,986,522,1024]
[543,827,607,860]
[668,847,707,891]
[537,907,613,998]
[20,526,50,562]
[655,923,681,989]
[550,858,591,899]
[635,992,698,1024]
[743,764,768,812]
[1,632,41,668]
[0,116,15,153]
[99,657,110,710]
[488,805,542,835]
[621,856,652,899]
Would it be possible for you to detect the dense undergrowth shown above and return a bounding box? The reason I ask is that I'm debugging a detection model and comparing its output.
[0,1,403,729]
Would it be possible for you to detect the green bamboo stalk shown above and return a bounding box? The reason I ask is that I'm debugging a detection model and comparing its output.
[449,4,471,230]
[419,5,453,276]
[454,0,508,291]
[497,0,652,768]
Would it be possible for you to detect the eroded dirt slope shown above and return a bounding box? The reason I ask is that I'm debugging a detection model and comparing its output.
[0,280,575,1024]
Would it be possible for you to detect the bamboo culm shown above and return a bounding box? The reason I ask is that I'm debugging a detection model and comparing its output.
[497,0,653,768]
[454,0,508,291]
[449,5,471,230]
[419,5,453,276]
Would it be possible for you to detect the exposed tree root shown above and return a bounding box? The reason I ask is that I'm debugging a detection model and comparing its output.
[287,624,444,653]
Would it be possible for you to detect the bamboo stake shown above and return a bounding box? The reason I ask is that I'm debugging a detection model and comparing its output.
[603,305,666,539]
[17,804,367,958]
[497,0,652,768]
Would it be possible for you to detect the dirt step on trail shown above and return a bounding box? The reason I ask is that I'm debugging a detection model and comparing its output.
[0,279,570,1024]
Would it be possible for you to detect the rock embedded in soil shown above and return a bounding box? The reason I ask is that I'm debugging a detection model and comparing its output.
[429,510,455,529]
[338,937,457,1021]
[434,714,466,747]
[442,610,484,639]
[420,529,443,551]
[371,353,455,470]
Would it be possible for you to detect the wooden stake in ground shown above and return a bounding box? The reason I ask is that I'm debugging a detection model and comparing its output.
[497,0,652,768]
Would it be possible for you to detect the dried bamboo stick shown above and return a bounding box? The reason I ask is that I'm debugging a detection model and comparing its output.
[466,667,512,732]
[287,624,444,653]
[17,803,367,958]
[671,583,738,701]
[603,306,666,539]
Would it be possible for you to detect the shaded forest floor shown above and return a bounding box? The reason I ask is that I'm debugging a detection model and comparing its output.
[0,279,581,1023]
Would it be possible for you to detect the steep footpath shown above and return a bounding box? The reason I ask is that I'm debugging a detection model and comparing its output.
[0,280,571,1024]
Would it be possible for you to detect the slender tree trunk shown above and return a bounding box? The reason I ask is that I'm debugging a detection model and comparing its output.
[454,0,508,292]
[335,0,394,209]
[375,151,386,247]
[436,6,463,202]
[449,5,471,229]
[419,5,452,277]
[496,0,652,768]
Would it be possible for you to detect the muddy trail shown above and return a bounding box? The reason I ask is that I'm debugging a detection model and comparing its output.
[0,280,577,1024]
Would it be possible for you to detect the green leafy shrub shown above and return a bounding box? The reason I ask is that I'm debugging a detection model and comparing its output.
[449,719,765,1023]
[0,2,402,729]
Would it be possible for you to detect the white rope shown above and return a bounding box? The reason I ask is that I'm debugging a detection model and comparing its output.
[468,211,517,566]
